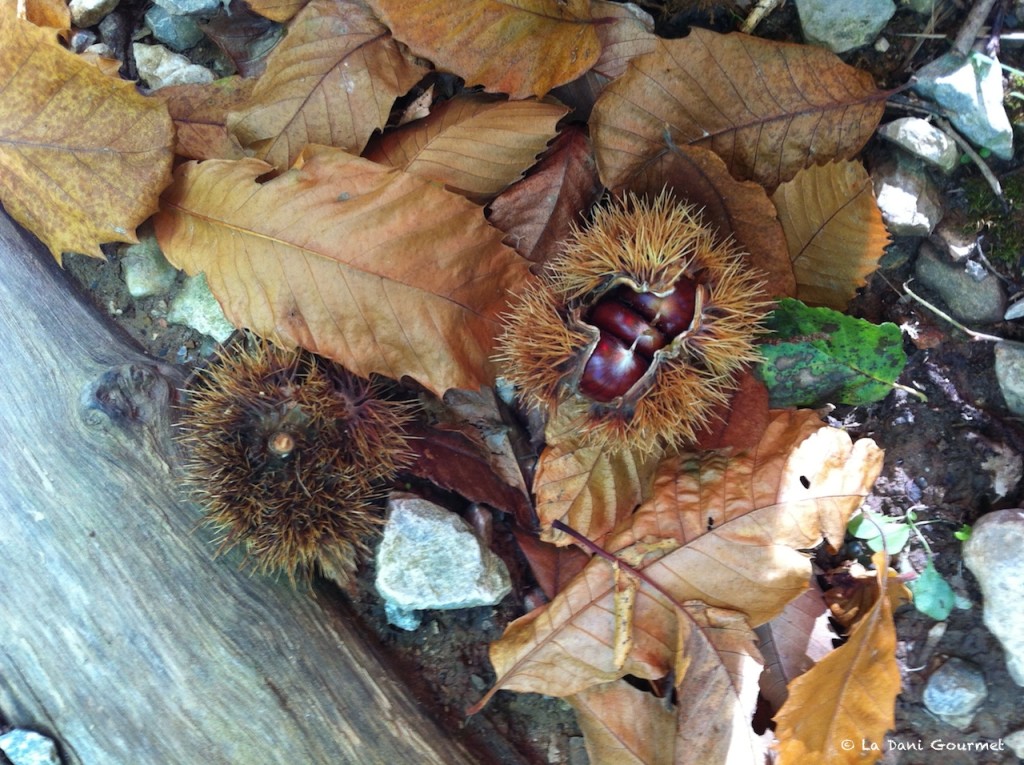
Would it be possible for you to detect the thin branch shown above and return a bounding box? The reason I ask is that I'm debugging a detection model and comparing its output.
[903,279,1005,343]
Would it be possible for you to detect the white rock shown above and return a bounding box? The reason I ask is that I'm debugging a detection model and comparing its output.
[872,156,943,236]
[913,52,1013,161]
[0,729,62,765]
[1005,729,1024,758]
[922,657,987,729]
[795,0,895,53]
[963,509,1024,685]
[121,234,178,298]
[133,43,215,90]
[878,118,959,173]
[375,496,512,630]
[167,273,235,342]
[69,0,118,28]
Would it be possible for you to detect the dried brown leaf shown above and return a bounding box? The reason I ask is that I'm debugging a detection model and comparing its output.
[536,409,663,546]
[363,95,568,200]
[0,12,173,261]
[227,0,427,170]
[157,77,255,160]
[591,29,888,191]
[246,0,308,23]
[774,553,900,764]
[200,0,284,78]
[488,126,602,266]
[367,0,601,99]
[771,161,891,310]
[569,681,674,765]
[590,0,656,81]
[154,147,529,395]
[475,411,882,711]
[7,0,69,30]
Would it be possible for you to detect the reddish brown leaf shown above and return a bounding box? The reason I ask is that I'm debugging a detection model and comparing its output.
[363,95,568,200]
[771,161,891,310]
[488,126,603,266]
[227,0,427,170]
[157,77,255,161]
[0,11,173,261]
[9,0,69,30]
[591,29,888,191]
[691,369,772,451]
[367,0,601,99]
[405,423,532,522]
[154,147,530,395]
[513,530,589,600]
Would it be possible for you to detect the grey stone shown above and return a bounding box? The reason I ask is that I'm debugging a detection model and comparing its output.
[872,156,943,236]
[795,0,895,54]
[375,496,512,631]
[995,343,1024,416]
[121,234,178,298]
[878,118,959,173]
[167,272,235,342]
[1006,729,1024,758]
[152,0,222,15]
[133,43,215,89]
[0,729,61,765]
[922,657,987,728]
[913,242,1006,324]
[144,4,204,51]
[963,509,1024,686]
[901,0,935,13]
[913,52,1013,161]
[69,0,118,28]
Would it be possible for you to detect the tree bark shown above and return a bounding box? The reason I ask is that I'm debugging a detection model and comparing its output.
[0,211,484,765]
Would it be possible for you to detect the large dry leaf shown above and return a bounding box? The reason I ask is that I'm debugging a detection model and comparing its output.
[590,0,656,82]
[535,411,663,546]
[488,126,602,265]
[569,681,675,765]
[771,161,891,310]
[157,77,255,161]
[0,12,173,262]
[368,0,601,99]
[363,95,568,200]
[474,411,882,706]
[154,147,529,394]
[227,0,427,170]
[591,29,887,191]
[774,553,900,764]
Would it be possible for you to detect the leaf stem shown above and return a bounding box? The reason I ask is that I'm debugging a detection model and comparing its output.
[902,279,1006,343]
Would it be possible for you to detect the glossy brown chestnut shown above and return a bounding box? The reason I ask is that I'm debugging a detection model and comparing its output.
[579,278,700,402]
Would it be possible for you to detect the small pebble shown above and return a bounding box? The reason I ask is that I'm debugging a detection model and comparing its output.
[133,42,215,89]
[68,0,118,29]
[922,657,987,729]
[913,241,1005,325]
[0,729,62,765]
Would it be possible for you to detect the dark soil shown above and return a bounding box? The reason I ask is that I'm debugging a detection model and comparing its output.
[53,1,1024,763]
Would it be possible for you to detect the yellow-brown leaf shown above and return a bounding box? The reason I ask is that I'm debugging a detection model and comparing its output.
[0,11,173,262]
[364,95,567,200]
[475,411,882,705]
[367,0,601,99]
[591,30,887,191]
[771,161,891,309]
[569,681,674,765]
[227,0,427,171]
[246,0,308,22]
[154,148,529,395]
[774,554,900,764]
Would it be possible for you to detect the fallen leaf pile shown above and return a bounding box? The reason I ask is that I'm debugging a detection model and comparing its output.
[0,0,909,760]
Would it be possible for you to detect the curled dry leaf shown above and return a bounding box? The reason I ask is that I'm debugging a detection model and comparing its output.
[154,147,529,395]
[590,0,656,82]
[488,126,603,266]
[591,29,888,191]
[771,161,891,310]
[774,553,901,764]
[245,0,309,23]
[227,0,427,171]
[0,12,173,262]
[157,77,255,161]
[367,0,601,99]
[363,95,568,200]
[473,412,883,743]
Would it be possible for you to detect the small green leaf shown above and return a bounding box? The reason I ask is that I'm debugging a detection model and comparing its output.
[954,524,973,542]
[755,299,907,407]
[909,561,955,620]
[848,515,911,554]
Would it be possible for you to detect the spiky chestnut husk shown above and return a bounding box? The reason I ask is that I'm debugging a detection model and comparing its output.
[497,191,769,452]
[176,338,414,584]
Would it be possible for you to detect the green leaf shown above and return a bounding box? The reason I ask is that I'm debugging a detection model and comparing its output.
[909,561,955,620]
[755,298,907,407]
[848,514,911,554]
[954,524,973,542]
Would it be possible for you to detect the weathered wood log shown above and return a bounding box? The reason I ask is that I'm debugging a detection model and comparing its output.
[0,211,486,765]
